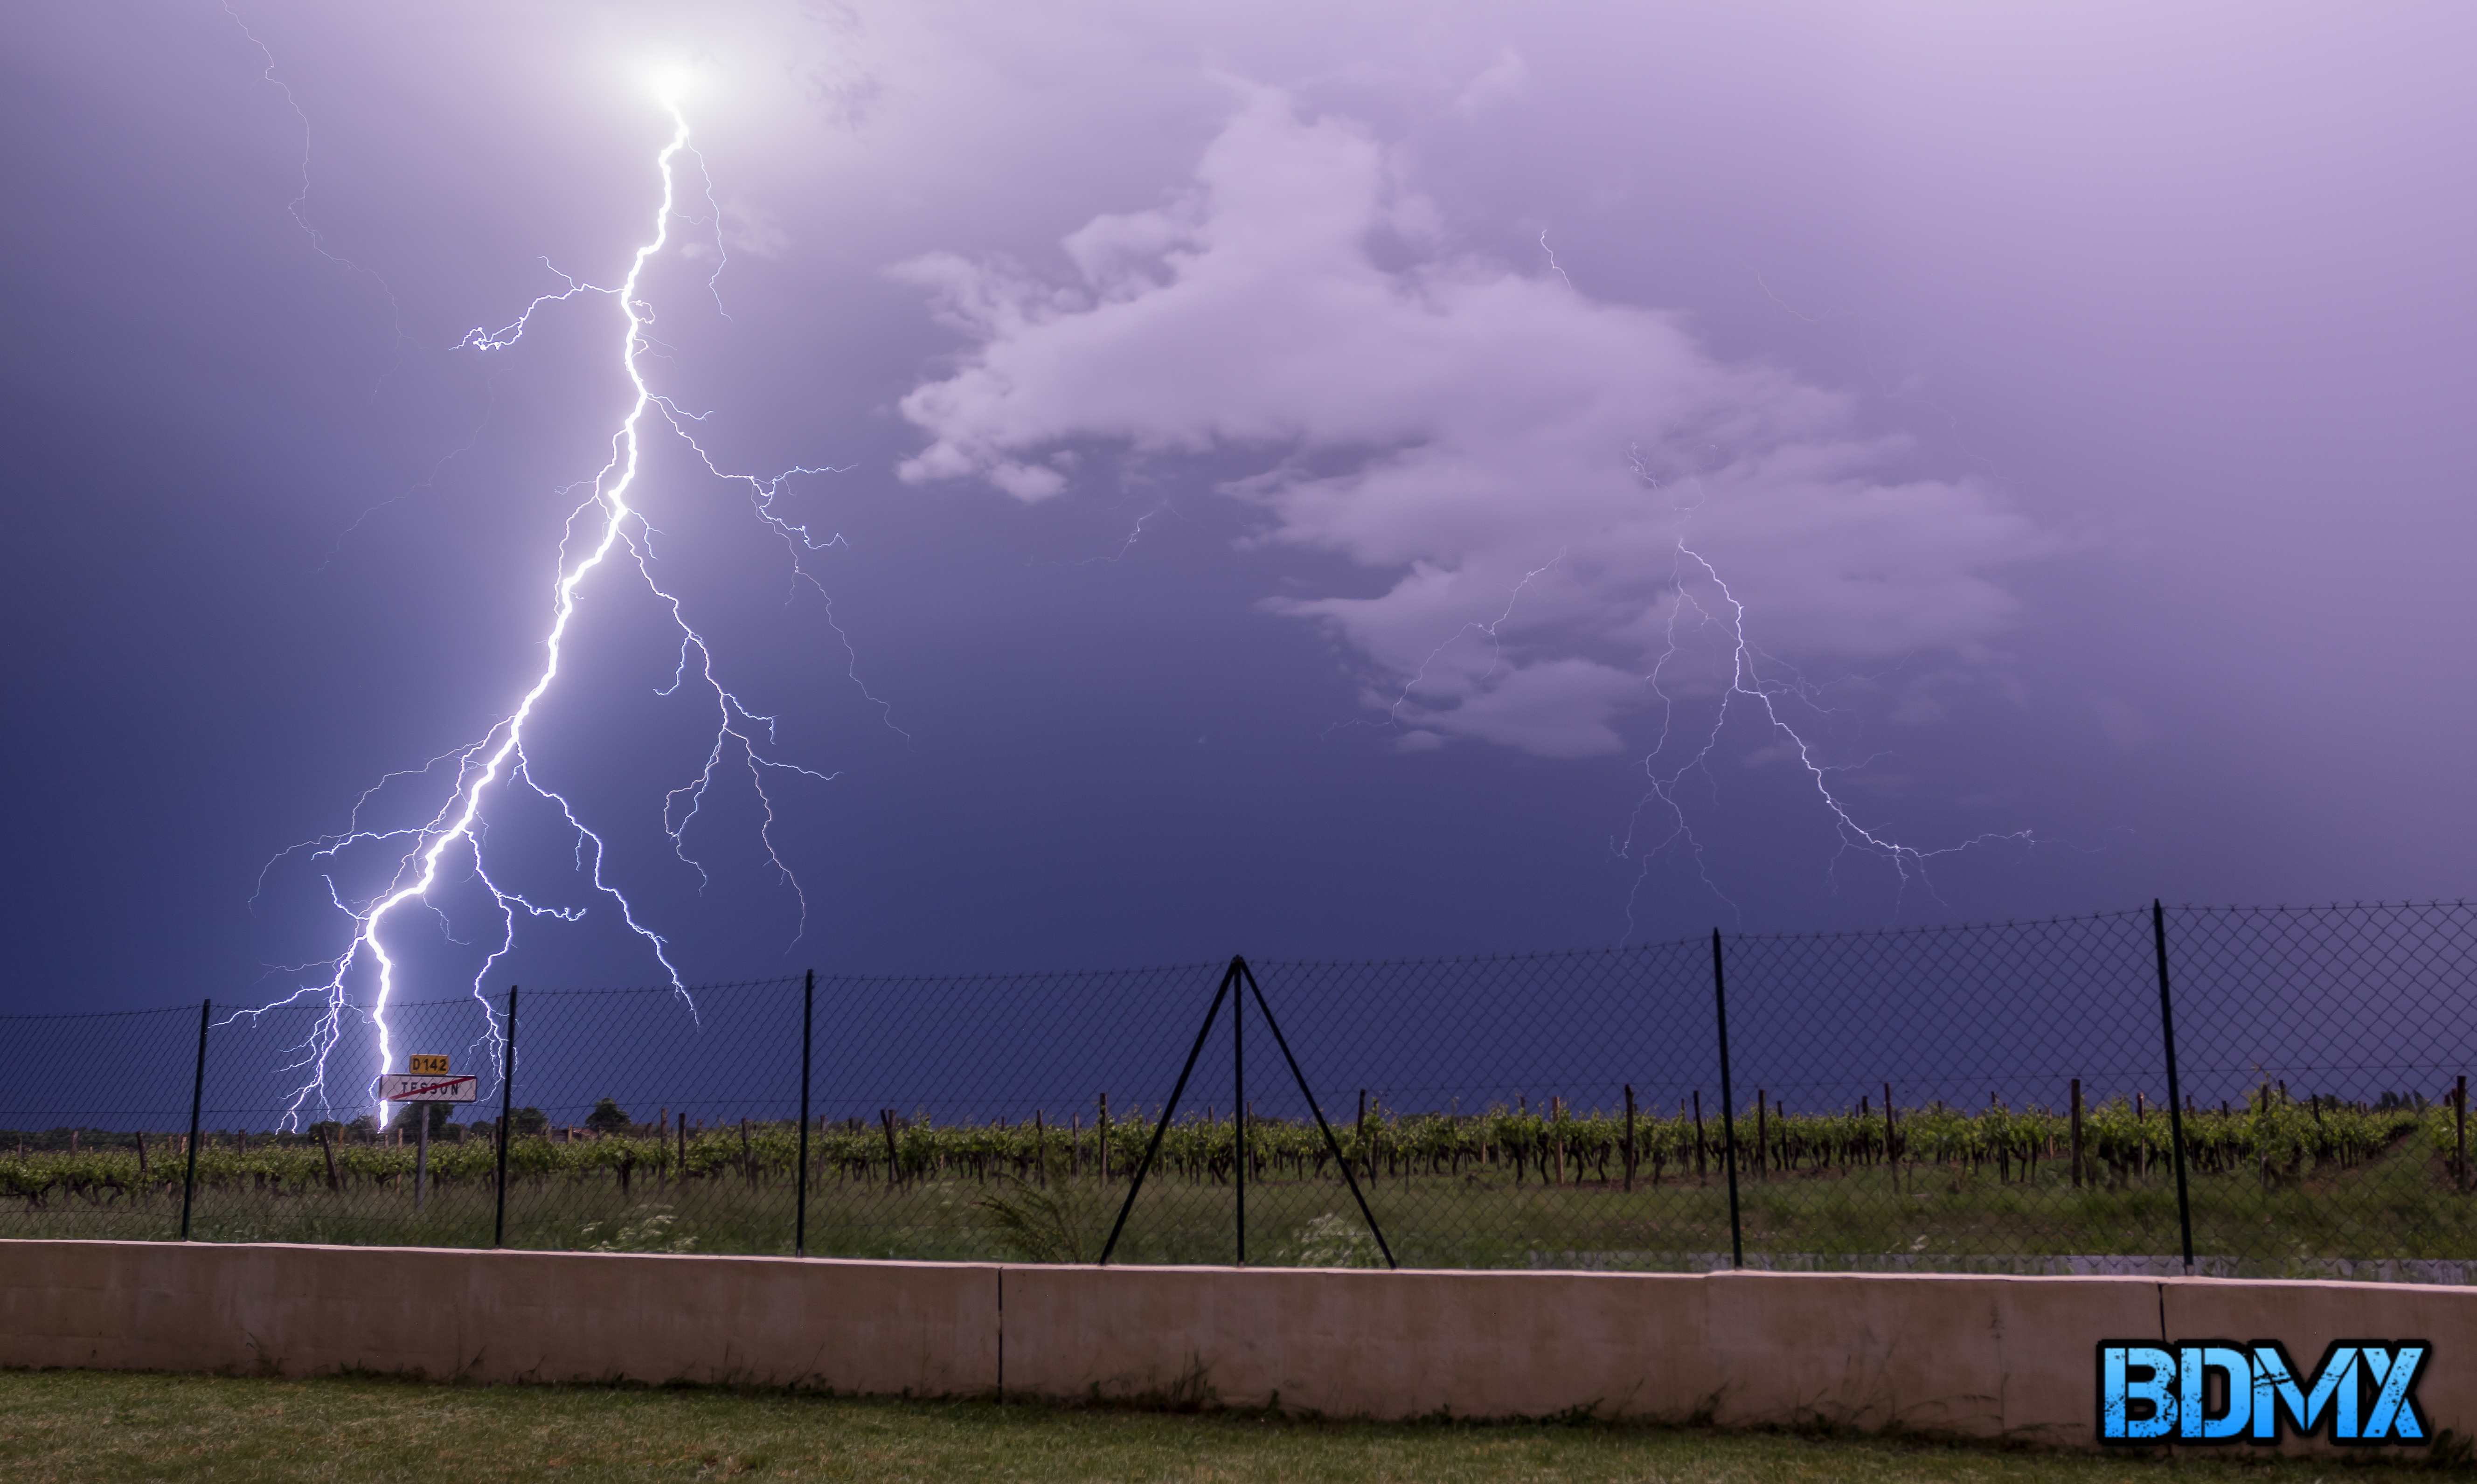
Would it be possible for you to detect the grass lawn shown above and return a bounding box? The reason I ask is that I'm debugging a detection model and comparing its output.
[7,1146,2466,1278]
[0,1369,2456,1483]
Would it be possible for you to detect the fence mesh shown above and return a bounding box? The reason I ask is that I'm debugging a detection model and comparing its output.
[1722,911,2175,1273]
[3,902,2471,1279]
[0,1004,197,1241]
[2169,903,2477,1280]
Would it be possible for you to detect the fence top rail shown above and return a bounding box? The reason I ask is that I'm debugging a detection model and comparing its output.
[513,975,806,999]
[1720,908,2149,943]
[1253,941,1703,970]
[2168,900,2474,915]
[819,961,1223,988]
[197,977,811,1015]
[15,899,2477,1018]
[0,1004,204,1026]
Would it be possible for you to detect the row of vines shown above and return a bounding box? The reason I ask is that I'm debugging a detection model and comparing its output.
[1,1084,2449,1209]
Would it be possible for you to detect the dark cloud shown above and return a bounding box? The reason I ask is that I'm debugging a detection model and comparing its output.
[2,1,2471,1017]
[897,91,2048,758]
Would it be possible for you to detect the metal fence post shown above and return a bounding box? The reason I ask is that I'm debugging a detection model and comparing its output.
[494,984,519,1249]
[1881,1081,1897,1193]
[1233,954,1247,1267]
[1623,1084,1637,1192]
[2456,1075,2467,1196]
[2151,902,2196,1274]
[414,1107,431,1214]
[1710,929,1744,1270]
[796,969,815,1256]
[179,999,210,1241]
[2069,1077,2084,1189]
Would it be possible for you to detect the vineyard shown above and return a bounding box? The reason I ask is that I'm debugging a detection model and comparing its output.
[6,1084,2470,1273]
[7,903,2473,1276]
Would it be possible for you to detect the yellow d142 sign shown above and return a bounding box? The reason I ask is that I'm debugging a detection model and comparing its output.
[379,1055,479,1103]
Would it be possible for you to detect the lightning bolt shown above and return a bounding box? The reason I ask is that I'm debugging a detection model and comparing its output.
[1338,237,2027,925]
[220,1,413,363]
[241,81,860,1130]
[1378,549,1566,732]
[1315,548,1566,749]
[1531,239,2032,933]
[1617,451,2035,934]
[1538,229,1575,292]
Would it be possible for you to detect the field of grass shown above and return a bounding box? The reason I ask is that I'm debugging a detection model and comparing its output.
[3,1368,2455,1483]
[5,1092,2469,1276]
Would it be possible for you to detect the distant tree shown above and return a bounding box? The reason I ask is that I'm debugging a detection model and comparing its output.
[584,1098,632,1137]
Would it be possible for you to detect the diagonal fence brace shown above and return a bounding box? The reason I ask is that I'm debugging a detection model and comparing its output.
[1098,959,1237,1265]
[1237,958,1396,1269]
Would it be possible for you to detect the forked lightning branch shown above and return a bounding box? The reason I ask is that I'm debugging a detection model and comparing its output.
[243,74,841,1133]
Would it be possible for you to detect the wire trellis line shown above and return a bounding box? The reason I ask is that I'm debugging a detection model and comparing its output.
[4,900,2475,1281]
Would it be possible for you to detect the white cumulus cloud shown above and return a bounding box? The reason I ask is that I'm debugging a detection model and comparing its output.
[895,89,2048,758]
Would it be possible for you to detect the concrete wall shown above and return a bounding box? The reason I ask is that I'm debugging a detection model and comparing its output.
[1003,1265,2162,1443]
[0,1242,992,1393]
[3,1241,2467,1454]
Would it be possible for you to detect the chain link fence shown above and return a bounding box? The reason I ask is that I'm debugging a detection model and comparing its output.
[4,902,2472,1279]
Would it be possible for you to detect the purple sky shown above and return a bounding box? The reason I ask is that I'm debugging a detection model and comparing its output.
[4,1,2472,1012]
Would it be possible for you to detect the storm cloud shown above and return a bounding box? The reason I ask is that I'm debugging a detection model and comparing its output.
[896,90,2047,758]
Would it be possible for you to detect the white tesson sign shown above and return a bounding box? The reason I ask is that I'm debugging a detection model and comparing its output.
[379,1054,478,1103]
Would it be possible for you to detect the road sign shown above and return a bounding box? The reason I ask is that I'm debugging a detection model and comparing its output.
[409,1054,451,1075]
[379,1072,479,1103]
